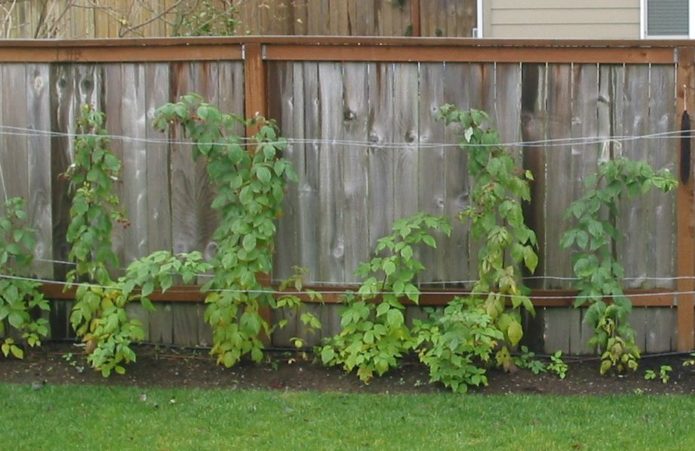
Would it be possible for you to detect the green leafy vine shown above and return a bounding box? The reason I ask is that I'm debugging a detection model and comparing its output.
[0,197,50,359]
[437,105,538,371]
[319,213,452,383]
[561,157,677,374]
[66,104,210,376]
[154,93,297,368]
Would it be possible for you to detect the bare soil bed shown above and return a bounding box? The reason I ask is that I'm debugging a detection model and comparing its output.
[2,342,695,395]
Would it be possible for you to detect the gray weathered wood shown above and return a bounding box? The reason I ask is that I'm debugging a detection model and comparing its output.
[647,64,677,289]
[298,62,321,281]
[318,62,345,284]
[169,62,218,257]
[367,62,395,252]
[1,64,29,212]
[543,64,573,289]
[645,306,676,353]
[120,64,149,264]
[149,303,174,344]
[619,65,651,289]
[172,303,199,347]
[26,64,53,278]
[269,61,298,282]
[542,307,572,353]
[145,63,173,254]
[417,63,447,284]
[392,63,420,223]
[341,62,371,283]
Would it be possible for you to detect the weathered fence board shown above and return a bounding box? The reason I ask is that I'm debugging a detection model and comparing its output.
[341,62,371,284]
[145,63,173,254]
[26,64,54,278]
[417,62,447,284]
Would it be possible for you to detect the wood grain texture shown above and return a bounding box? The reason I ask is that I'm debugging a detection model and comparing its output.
[318,62,345,284]
[647,65,677,289]
[145,63,173,254]
[268,61,297,282]
[392,64,420,226]
[367,63,395,253]
[26,64,53,278]
[341,62,370,282]
[417,63,447,284]
[618,65,651,289]
[169,62,218,257]
[543,64,573,289]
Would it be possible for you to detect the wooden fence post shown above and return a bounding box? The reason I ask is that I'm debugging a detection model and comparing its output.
[410,0,421,37]
[676,47,695,351]
[244,42,267,134]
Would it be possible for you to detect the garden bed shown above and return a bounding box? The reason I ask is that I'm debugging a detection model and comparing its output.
[1,342,694,395]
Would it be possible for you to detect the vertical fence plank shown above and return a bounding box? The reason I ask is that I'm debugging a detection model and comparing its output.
[318,62,345,284]
[367,62,395,251]
[341,62,370,282]
[120,63,149,264]
[648,64,677,289]
[145,63,172,254]
[619,65,651,288]
[1,64,29,208]
[543,64,573,289]
[299,62,321,280]
[26,64,53,278]
[418,62,447,284]
[392,64,420,225]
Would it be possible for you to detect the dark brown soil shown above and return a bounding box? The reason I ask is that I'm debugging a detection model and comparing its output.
[2,342,695,395]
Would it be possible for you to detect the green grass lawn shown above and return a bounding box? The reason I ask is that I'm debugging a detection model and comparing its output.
[1,383,694,450]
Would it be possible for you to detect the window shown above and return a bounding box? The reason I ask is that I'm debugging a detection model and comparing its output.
[642,0,693,38]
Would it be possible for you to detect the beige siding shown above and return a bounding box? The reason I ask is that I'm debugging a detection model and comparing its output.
[484,0,641,39]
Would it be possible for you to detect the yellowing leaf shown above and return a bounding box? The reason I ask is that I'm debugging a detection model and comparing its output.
[507,321,523,346]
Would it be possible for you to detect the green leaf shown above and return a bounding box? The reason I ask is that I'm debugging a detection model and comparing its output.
[242,234,257,252]
[10,344,23,359]
[256,166,271,183]
[523,246,538,273]
[422,235,436,248]
[386,309,404,327]
[383,260,396,276]
[321,346,335,364]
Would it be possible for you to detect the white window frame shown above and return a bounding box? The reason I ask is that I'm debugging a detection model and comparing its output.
[476,0,484,38]
[641,0,695,39]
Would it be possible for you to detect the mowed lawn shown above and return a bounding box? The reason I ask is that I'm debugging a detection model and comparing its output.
[1,383,694,450]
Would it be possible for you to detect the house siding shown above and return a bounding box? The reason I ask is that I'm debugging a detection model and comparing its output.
[483,0,641,39]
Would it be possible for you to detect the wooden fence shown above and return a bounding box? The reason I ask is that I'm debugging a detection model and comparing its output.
[2,0,476,39]
[0,37,693,354]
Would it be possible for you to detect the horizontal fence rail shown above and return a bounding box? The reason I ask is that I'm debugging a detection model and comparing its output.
[0,37,694,353]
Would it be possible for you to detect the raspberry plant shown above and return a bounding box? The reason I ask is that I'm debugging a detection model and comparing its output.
[561,157,677,374]
[0,197,49,359]
[437,105,538,371]
[413,297,503,393]
[319,213,451,383]
[66,104,210,376]
[154,93,296,368]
